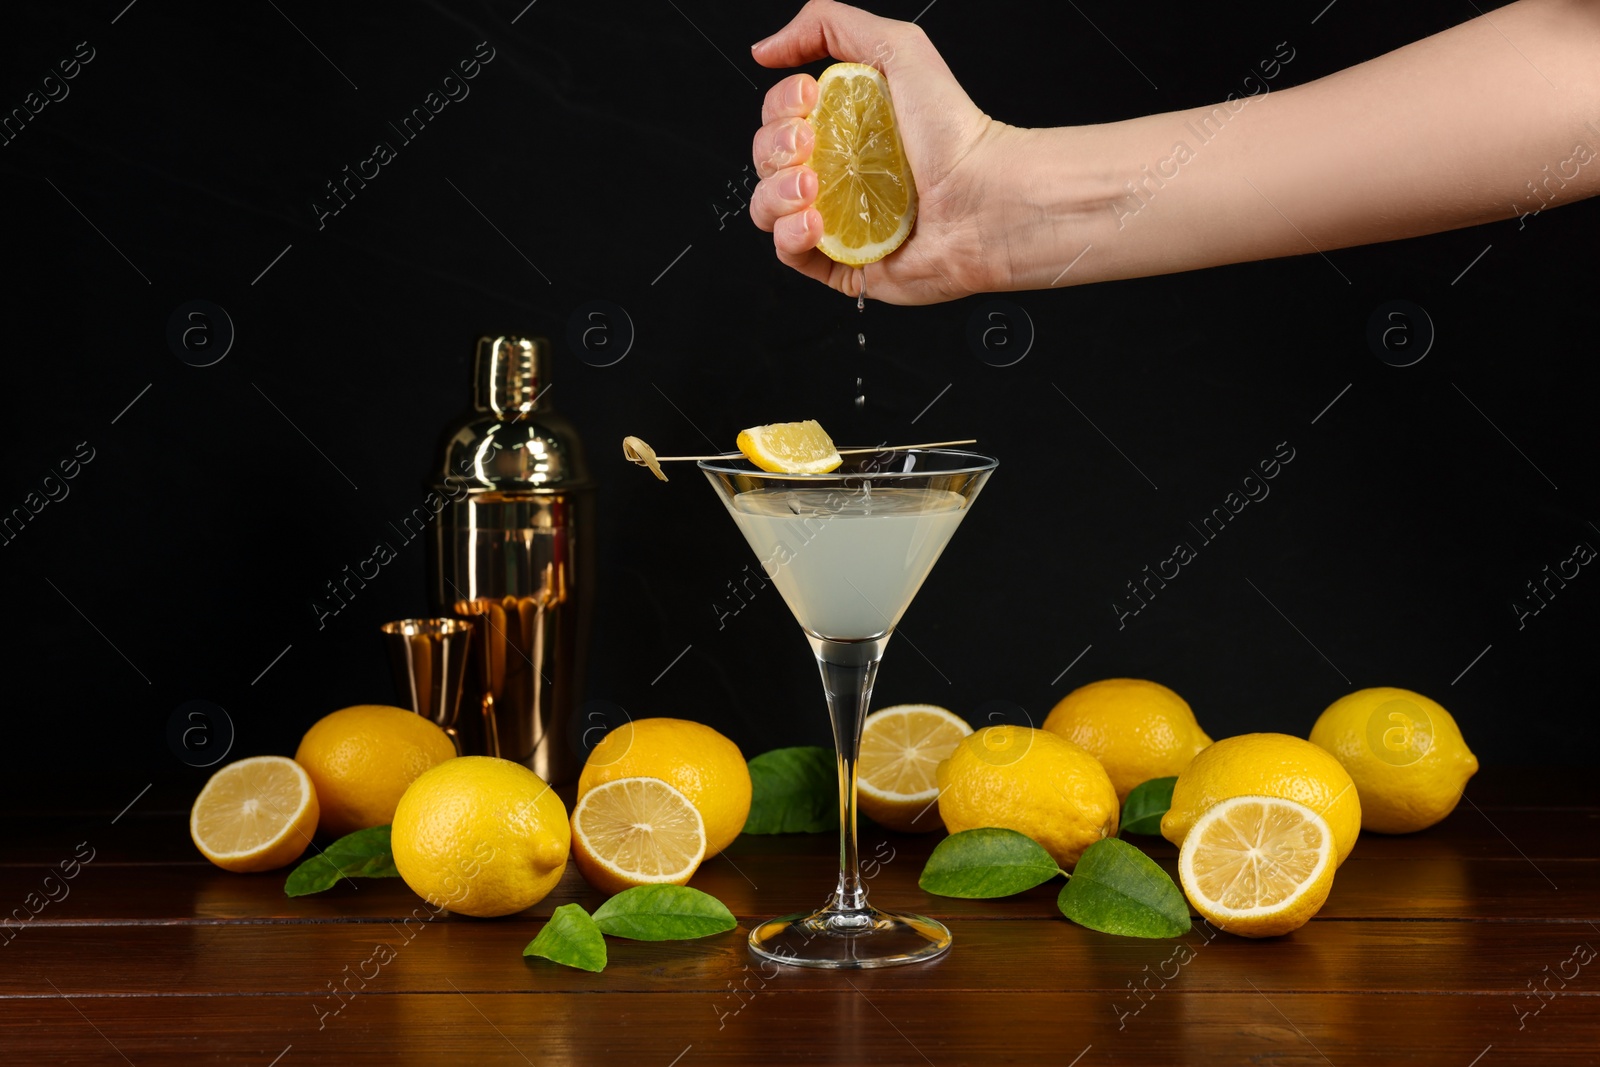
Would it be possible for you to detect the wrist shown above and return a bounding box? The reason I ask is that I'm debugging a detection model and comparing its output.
[976,123,1132,292]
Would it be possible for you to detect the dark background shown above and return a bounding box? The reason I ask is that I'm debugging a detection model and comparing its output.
[2,0,1594,813]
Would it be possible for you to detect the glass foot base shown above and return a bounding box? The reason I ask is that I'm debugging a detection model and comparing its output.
[748,906,952,970]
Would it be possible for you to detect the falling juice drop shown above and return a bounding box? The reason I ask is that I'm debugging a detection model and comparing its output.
[855,330,867,408]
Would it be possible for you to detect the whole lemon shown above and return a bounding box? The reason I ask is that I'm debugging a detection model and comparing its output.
[1309,686,1478,834]
[936,725,1119,869]
[1042,678,1213,802]
[1161,733,1362,866]
[577,718,751,857]
[390,756,569,918]
[294,705,458,838]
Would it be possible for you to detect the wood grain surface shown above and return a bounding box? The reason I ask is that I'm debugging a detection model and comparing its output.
[2,768,1596,1065]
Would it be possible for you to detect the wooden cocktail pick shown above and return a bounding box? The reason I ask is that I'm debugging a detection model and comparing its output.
[621,436,977,482]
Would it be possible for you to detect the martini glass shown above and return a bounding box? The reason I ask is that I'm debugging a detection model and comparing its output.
[700,448,996,968]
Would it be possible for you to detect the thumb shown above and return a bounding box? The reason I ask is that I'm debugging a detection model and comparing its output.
[751,0,911,69]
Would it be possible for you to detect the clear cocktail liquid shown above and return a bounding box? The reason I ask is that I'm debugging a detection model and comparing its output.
[728,487,967,640]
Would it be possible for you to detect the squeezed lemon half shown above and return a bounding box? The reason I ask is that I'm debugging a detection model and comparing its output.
[807,62,917,266]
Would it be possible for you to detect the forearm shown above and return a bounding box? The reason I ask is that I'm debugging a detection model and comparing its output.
[995,0,1600,290]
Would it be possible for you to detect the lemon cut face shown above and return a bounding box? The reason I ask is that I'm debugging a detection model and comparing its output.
[1179,794,1335,938]
[1161,732,1361,867]
[190,756,319,873]
[571,777,708,897]
[808,62,917,266]
[857,704,972,832]
[577,717,752,858]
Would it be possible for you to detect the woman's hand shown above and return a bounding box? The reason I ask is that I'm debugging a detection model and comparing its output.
[749,0,1013,305]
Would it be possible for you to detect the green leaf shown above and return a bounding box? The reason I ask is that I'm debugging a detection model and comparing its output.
[1120,777,1178,836]
[591,885,737,941]
[743,746,838,834]
[523,904,608,972]
[1057,837,1190,938]
[918,828,1063,899]
[284,825,400,897]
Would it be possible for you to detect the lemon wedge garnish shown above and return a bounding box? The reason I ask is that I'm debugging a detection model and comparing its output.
[736,420,843,474]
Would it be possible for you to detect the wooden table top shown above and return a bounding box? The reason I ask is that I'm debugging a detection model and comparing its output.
[3,769,1596,1065]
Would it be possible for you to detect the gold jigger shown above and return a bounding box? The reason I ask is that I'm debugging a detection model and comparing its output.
[380,618,474,755]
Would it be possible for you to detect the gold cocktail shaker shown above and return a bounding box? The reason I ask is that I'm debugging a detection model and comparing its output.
[429,335,595,784]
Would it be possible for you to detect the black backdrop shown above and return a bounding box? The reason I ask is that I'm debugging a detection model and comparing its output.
[2,0,1595,812]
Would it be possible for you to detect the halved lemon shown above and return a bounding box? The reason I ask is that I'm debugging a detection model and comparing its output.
[736,419,842,474]
[858,704,973,832]
[191,756,320,873]
[808,62,918,266]
[1178,794,1335,938]
[571,776,708,897]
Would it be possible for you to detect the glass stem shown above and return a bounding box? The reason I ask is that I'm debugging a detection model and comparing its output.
[808,635,889,919]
